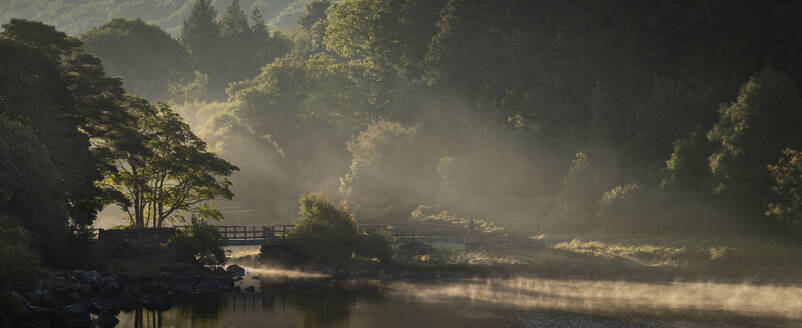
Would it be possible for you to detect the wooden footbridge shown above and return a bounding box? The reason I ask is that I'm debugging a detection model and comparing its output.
[83,223,480,247]
[214,223,478,246]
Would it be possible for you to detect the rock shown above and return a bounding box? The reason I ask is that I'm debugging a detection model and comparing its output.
[93,276,117,292]
[25,288,56,308]
[74,283,92,297]
[11,291,31,308]
[226,264,246,277]
[245,286,255,293]
[99,282,121,297]
[251,276,259,280]
[55,304,92,326]
[95,312,120,328]
[69,270,100,284]
[233,286,241,293]
[164,262,195,273]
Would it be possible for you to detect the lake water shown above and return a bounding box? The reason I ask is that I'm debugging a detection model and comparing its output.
[112,266,802,328]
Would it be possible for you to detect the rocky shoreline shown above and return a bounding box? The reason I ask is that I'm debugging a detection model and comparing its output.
[14,264,243,328]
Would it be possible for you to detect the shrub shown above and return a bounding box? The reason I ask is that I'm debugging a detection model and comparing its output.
[0,218,40,326]
[168,220,227,266]
[354,231,395,263]
[287,193,360,262]
[767,148,802,234]
[0,219,40,293]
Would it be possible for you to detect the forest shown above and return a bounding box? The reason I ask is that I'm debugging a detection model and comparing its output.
[3,0,802,326]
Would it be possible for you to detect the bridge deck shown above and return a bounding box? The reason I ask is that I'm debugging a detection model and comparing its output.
[83,223,478,246]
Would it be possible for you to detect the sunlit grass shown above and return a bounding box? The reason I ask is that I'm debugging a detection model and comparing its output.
[553,239,688,266]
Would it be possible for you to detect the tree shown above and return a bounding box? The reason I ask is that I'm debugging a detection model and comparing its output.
[81,18,191,101]
[180,0,219,57]
[766,148,802,234]
[0,117,66,242]
[298,0,331,31]
[288,192,360,262]
[340,121,438,222]
[1,19,134,228]
[707,70,802,218]
[168,218,226,265]
[220,0,250,39]
[105,96,238,228]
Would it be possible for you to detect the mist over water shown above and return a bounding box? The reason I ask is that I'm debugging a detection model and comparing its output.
[111,266,802,327]
[391,278,802,322]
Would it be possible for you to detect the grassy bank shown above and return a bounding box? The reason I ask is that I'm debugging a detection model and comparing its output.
[249,233,802,284]
[408,233,802,283]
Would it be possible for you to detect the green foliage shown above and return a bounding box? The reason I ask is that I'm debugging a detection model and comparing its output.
[340,121,437,221]
[0,19,130,233]
[708,70,802,217]
[288,192,360,262]
[181,0,220,68]
[662,129,713,193]
[0,217,40,328]
[298,1,330,31]
[767,149,802,234]
[104,96,238,228]
[0,218,40,293]
[81,18,191,101]
[354,230,394,263]
[168,71,210,104]
[168,219,227,265]
[0,117,66,237]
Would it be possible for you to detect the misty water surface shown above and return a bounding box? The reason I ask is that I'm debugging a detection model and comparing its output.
[112,267,802,328]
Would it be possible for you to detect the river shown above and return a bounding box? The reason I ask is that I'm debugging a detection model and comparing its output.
[110,266,802,328]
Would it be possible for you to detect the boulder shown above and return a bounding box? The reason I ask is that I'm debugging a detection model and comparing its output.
[99,282,121,297]
[74,283,92,297]
[225,265,246,277]
[69,270,100,284]
[25,288,55,308]
[55,304,91,326]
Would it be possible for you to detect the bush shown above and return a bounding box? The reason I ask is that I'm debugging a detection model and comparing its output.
[168,220,227,266]
[287,193,360,262]
[354,231,395,263]
[597,183,662,231]
[0,218,40,327]
[767,148,802,234]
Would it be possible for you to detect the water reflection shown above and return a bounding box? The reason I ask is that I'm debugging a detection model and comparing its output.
[114,271,802,328]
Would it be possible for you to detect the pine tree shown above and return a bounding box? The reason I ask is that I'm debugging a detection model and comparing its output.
[251,6,267,36]
[180,0,219,55]
[220,0,250,39]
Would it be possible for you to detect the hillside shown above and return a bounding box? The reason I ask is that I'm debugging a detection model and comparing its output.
[0,0,312,35]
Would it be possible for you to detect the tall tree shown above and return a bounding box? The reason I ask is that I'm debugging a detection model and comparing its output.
[81,18,192,101]
[180,0,220,61]
[106,96,238,228]
[708,70,802,219]
[220,0,250,39]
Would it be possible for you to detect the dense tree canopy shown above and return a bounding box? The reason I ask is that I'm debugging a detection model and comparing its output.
[105,96,238,228]
[82,18,192,101]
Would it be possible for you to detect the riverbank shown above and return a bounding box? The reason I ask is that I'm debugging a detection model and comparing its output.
[13,263,237,327]
[247,231,802,285]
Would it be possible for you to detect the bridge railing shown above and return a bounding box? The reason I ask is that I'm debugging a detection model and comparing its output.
[215,225,267,242]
